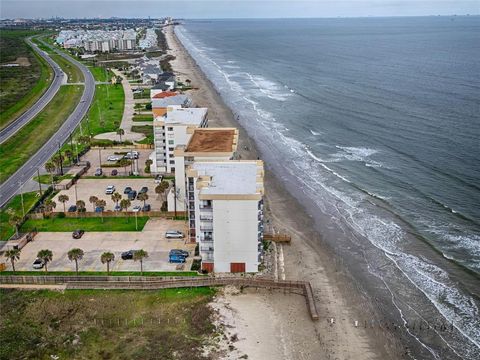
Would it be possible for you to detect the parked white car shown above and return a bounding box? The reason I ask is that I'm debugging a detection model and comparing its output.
[132,206,141,212]
[107,155,120,162]
[165,230,185,239]
[105,185,116,194]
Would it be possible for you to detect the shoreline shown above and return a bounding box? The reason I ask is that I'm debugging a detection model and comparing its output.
[165,24,405,359]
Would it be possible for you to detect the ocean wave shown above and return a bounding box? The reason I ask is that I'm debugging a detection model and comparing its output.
[333,146,387,168]
[310,129,322,136]
[245,73,293,101]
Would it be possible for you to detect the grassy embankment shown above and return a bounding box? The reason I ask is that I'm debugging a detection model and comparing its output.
[50,54,84,83]
[0,31,53,129]
[20,216,149,233]
[0,85,83,184]
[132,125,154,145]
[0,288,216,359]
[0,191,40,241]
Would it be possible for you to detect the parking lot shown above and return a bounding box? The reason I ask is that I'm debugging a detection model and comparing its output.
[82,148,153,176]
[52,178,165,212]
[8,218,194,272]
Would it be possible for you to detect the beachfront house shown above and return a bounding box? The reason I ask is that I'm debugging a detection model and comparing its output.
[167,128,239,212]
[186,160,265,273]
[151,106,208,173]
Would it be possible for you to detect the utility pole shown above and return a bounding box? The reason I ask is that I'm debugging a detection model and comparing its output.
[173,181,177,218]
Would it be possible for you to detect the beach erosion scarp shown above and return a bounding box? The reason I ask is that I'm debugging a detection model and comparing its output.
[164,24,405,359]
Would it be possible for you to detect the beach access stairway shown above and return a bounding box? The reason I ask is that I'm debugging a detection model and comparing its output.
[0,275,319,320]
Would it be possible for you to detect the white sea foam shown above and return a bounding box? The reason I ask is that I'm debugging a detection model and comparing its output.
[334,146,386,168]
[310,129,322,136]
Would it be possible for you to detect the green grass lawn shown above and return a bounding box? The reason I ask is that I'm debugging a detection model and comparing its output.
[0,191,40,241]
[133,88,151,99]
[20,216,149,232]
[0,288,215,360]
[0,85,83,184]
[88,66,114,82]
[0,271,200,277]
[50,54,84,83]
[34,173,74,184]
[133,114,153,122]
[0,31,53,129]
[132,125,153,145]
[87,84,124,136]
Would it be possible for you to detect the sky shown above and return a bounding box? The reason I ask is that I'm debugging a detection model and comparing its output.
[1,0,479,19]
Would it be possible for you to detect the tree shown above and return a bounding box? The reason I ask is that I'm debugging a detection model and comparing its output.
[144,159,153,173]
[111,192,122,207]
[95,199,106,222]
[185,79,191,87]
[37,249,53,272]
[89,196,98,212]
[116,128,125,142]
[45,162,56,186]
[118,158,130,176]
[100,252,115,274]
[76,200,86,217]
[67,248,84,274]
[8,213,21,238]
[52,154,64,175]
[133,249,148,275]
[58,194,69,213]
[5,248,21,273]
[137,192,149,207]
[78,135,91,146]
[44,199,56,213]
[120,199,131,222]
[64,149,73,164]
[155,180,170,201]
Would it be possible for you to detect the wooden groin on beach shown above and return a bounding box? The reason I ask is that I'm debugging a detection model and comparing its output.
[0,275,319,320]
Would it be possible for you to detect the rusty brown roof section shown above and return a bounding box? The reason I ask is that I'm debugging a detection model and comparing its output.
[185,128,238,153]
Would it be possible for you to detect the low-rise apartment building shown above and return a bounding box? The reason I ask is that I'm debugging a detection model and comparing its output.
[186,160,265,273]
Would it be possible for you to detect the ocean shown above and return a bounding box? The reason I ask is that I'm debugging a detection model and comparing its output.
[176,16,480,359]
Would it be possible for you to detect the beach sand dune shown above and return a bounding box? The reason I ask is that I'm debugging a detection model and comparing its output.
[165,25,403,359]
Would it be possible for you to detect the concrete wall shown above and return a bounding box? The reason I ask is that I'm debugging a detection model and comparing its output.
[212,200,259,273]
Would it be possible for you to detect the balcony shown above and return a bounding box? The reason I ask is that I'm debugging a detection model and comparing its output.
[200,246,214,252]
[202,254,214,262]
[200,223,213,231]
[200,235,213,242]
[199,215,213,221]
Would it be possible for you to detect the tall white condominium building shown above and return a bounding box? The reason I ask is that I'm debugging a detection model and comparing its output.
[186,160,265,273]
[168,128,239,212]
[153,106,208,173]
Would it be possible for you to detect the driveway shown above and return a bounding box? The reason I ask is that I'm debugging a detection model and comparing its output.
[9,218,193,272]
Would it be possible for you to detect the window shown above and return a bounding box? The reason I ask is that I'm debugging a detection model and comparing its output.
[169,160,175,164]
[168,147,174,151]
[167,127,173,131]
[168,140,174,145]
[169,154,174,158]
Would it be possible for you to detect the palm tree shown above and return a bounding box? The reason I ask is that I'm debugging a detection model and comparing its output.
[67,248,84,274]
[116,128,125,142]
[76,200,86,217]
[118,158,130,175]
[52,154,64,175]
[37,249,53,272]
[100,252,115,274]
[8,213,22,238]
[111,192,122,207]
[5,248,21,273]
[133,249,148,275]
[137,192,149,207]
[44,199,56,213]
[145,159,153,173]
[120,199,131,222]
[64,149,73,164]
[95,199,106,222]
[89,195,98,212]
[45,162,56,186]
[58,194,69,213]
[155,180,170,201]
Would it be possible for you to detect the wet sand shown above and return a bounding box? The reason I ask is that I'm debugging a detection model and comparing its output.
[165,24,404,359]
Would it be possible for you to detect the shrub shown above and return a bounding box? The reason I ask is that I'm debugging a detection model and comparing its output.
[161,201,167,212]
[190,259,201,271]
[57,212,66,218]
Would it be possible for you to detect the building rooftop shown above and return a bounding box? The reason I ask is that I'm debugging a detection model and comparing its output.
[185,128,238,153]
[152,95,190,109]
[165,106,207,125]
[152,91,178,99]
[191,161,264,198]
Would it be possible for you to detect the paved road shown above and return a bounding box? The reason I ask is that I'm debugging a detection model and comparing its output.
[0,40,95,207]
[0,37,65,144]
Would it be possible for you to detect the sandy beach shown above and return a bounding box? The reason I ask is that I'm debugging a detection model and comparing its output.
[165,24,404,359]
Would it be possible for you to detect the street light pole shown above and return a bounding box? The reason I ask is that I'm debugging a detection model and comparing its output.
[57,142,64,175]
[37,168,43,197]
[135,211,138,230]
[98,148,102,168]
[19,182,25,217]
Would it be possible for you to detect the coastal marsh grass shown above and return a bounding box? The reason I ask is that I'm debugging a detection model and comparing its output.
[0,30,53,129]
[0,288,215,360]
[20,216,149,233]
[0,85,84,183]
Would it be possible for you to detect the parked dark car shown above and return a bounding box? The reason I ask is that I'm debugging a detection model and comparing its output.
[142,204,151,212]
[169,254,186,263]
[139,186,148,194]
[114,204,121,211]
[121,250,136,260]
[72,229,85,239]
[94,168,103,176]
[124,186,132,194]
[68,205,77,212]
[169,249,189,258]
[111,169,118,176]
[128,190,137,200]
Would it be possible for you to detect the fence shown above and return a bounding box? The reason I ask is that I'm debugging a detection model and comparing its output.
[0,275,319,320]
